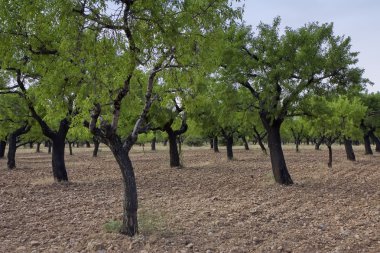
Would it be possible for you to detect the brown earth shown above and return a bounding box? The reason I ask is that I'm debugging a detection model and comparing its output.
[0,144,379,253]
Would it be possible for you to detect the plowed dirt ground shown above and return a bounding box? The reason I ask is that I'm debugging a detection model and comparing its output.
[0,144,379,253]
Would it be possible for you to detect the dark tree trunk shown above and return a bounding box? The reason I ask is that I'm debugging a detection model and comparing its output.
[109,139,138,236]
[261,117,293,185]
[242,136,249,150]
[151,136,156,151]
[327,145,333,168]
[7,134,17,169]
[36,142,41,153]
[29,142,33,149]
[225,135,234,160]
[7,125,30,169]
[213,136,219,153]
[315,137,324,150]
[85,141,91,148]
[51,136,68,182]
[48,141,52,154]
[209,138,213,149]
[167,130,180,167]
[0,140,6,158]
[306,137,310,145]
[93,138,100,157]
[368,131,380,152]
[295,139,300,153]
[163,139,168,146]
[68,142,73,155]
[76,142,80,148]
[253,126,267,155]
[363,133,373,155]
[344,138,355,161]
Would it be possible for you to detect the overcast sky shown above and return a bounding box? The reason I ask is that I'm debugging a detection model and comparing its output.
[238,0,380,92]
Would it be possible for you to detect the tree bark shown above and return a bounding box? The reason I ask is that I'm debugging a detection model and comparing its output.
[363,133,373,155]
[29,142,33,149]
[7,134,17,169]
[0,140,6,158]
[242,136,249,150]
[68,142,73,155]
[48,141,52,154]
[225,135,234,160]
[209,138,213,149]
[261,117,293,185]
[93,138,100,157]
[36,142,41,153]
[295,139,300,153]
[327,145,333,168]
[85,141,91,148]
[151,136,156,151]
[368,131,380,152]
[108,138,138,236]
[213,136,219,153]
[51,135,68,181]
[344,138,355,161]
[253,126,267,155]
[167,130,180,167]
[315,137,324,150]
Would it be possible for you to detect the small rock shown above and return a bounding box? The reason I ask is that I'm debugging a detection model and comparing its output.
[354,234,360,239]
[277,246,283,250]
[16,246,27,252]
[30,241,40,247]
[186,243,194,248]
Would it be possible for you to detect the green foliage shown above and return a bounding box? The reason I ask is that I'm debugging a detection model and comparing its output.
[103,220,122,233]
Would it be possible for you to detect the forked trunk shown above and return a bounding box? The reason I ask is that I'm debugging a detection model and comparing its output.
[225,135,234,160]
[327,145,333,168]
[93,138,100,157]
[167,131,180,167]
[344,138,355,161]
[0,140,6,158]
[262,117,293,185]
[51,137,68,182]
[7,134,17,169]
[363,133,373,155]
[242,136,249,150]
[109,142,138,236]
[368,131,380,152]
[213,136,219,153]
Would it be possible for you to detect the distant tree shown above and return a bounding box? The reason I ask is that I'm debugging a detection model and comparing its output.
[360,92,380,154]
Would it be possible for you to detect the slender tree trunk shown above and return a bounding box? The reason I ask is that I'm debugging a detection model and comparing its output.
[163,139,168,146]
[76,142,80,148]
[36,142,41,153]
[51,136,68,182]
[29,142,33,149]
[295,139,300,153]
[0,140,6,158]
[368,131,380,152]
[48,141,52,154]
[68,142,73,155]
[93,138,100,157]
[344,138,356,161]
[225,135,234,160]
[109,141,138,236]
[262,118,293,185]
[306,137,310,145]
[327,145,333,168]
[7,134,17,169]
[242,136,249,150]
[85,141,91,148]
[151,136,156,151]
[363,133,373,155]
[213,136,219,153]
[167,130,180,167]
[209,138,213,149]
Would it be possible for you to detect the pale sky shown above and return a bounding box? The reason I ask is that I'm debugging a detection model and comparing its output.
[238,0,380,92]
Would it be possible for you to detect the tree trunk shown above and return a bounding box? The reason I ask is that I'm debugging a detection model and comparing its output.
[167,130,180,167]
[29,142,33,149]
[368,131,380,152]
[363,133,373,155]
[213,136,219,153]
[225,135,234,160]
[151,136,156,151]
[315,137,324,150]
[344,138,355,161]
[51,136,68,182]
[36,142,41,153]
[93,138,100,157]
[242,136,249,150]
[109,142,138,236]
[327,145,333,168]
[209,138,213,149]
[262,118,293,185]
[295,139,300,153]
[85,141,91,148]
[68,142,73,155]
[7,134,17,169]
[163,139,168,146]
[0,140,6,158]
[48,141,52,154]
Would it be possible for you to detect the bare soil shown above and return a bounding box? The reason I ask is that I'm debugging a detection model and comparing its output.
[0,144,379,253]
